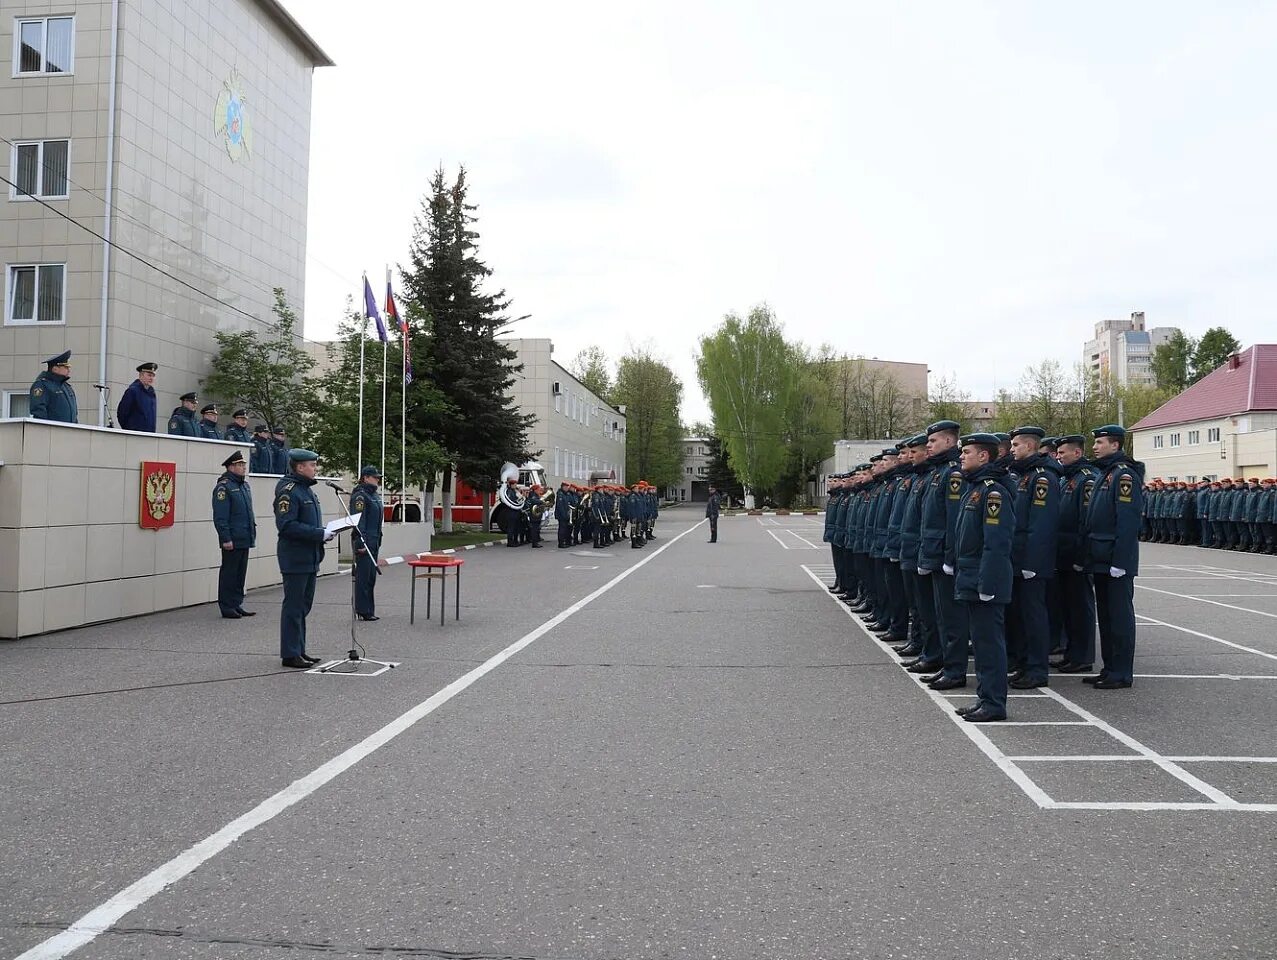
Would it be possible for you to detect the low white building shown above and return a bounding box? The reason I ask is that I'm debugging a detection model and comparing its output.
[1130,344,1277,481]
[502,339,626,487]
[817,439,899,503]
[668,436,711,502]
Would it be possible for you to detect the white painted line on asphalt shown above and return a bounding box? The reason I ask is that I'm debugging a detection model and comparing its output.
[564,565,599,570]
[1137,582,1277,620]
[1165,756,1277,763]
[1008,755,1143,762]
[17,521,709,960]
[1038,688,1237,805]
[1135,614,1277,663]
[1046,801,1277,812]
[1129,674,1277,680]
[766,529,793,550]
[800,564,1055,809]
[1156,564,1277,588]
[788,530,822,549]
[994,721,1093,726]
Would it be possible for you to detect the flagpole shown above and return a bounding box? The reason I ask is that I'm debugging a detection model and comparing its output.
[380,337,388,482]
[357,274,367,473]
[390,265,406,513]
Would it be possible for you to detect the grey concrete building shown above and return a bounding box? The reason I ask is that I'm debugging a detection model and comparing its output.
[668,436,711,502]
[1083,311,1180,388]
[503,338,626,487]
[1,0,331,423]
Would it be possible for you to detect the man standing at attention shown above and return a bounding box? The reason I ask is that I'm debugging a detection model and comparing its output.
[706,484,721,542]
[197,404,222,440]
[1082,424,1144,689]
[212,450,256,619]
[29,351,78,423]
[275,449,334,668]
[116,362,158,432]
[167,392,200,437]
[224,409,253,443]
[350,465,384,621]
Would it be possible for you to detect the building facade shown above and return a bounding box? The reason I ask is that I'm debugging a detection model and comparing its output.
[502,338,626,488]
[1130,345,1277,481]
[1,0,331,423]
[1083,311,1179,387]
[668,436,711,502]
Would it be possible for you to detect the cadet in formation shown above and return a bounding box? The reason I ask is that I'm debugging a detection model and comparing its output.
[211,450,256,619]
[826,421,1145,720]
[350,465,384,620]
[275,449,335,668]
[167,392,200,436]
[197,404,222,440]
[116,362,158,432]
[555,481,575,547]
[1167,477,1276,553]
[250,424,273,473]
[29,351,78,423]
[224,409,253,443]
[270,427,290,474]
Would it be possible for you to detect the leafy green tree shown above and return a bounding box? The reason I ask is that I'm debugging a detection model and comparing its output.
[783,346,839,506]
[696,305,791,507]
[688,424,744,505]
[569,346,613,400]
[1117,382,1174,428]
[612,348,683,487]
[307,306,451,488]
[1190,327,1242,383]
[203,288,317,437]
[400,166,536,522]
[1151,330,1195,391]
[927,373,972,428]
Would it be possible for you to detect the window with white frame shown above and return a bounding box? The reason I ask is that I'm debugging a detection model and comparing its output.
[1187,475,1197,483]
[2,390,31,418]
[6,263,65,323]
[16,17,74,75]
[554,393,561,414]
[1207,427,1220,442]
[1170,433,1181,447]
[11,140,68,199]
[686,466,693,474]
[554,446,560,475]
[698,466,708,476]
[1153,435,1164,449]
[1187,430,1200,445]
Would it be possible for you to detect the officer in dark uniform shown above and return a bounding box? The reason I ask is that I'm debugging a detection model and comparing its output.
[350,465,384,621]
[952,432,1016,722]
[270,427,290,474]
[212,450,257,619]
[1052,435,1098,672]
[224,409,253,443]
[116,362,158,432]
[1006,426,1061,689]
[1196,480,1213,548]
[526,485,545,547]
[29,351,78,423]
[1082,424,1144,689]
[916,420,966,685]
[197,404,222,440]
[275,449,333,668]
[555,481,573,547]
[707,484,721,542]
[825,475,847,588]
[249,424,272,472]
[167,392,200,436]
[1261,479,1277,554]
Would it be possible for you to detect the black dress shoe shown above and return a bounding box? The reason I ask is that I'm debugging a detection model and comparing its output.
[1010,676,1048,689]
[236,609,256,617]
[221,610,242,619]
[906,659,943,674]
[301,654,322,664]
[894,646,923,660]
[1081,674,1108,685]
[930,675,967,690]
[849,605,873,614]
[962,708,1006,723]
[1048,658,1067,669]
[1093,678,1132,689]
[1007,669,1024,682]
[281,657,310,668]
[359,615,380,621]
[1058,662,1093,674]
[955,704,977,716]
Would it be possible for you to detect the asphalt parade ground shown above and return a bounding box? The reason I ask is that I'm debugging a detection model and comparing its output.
[1,506,1274,959]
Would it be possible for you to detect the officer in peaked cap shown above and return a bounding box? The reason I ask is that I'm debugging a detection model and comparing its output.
[270,426,290,475]
[274,448,332,668]
[249,424,272,473]
[350,465,384,620]
[29,350,78,423]
[224,409,253,443]
[167,392,200,437]
[117,362,158,432]
[212,449,256,619]
[914,419,967,687]
[1081,424,1144,689]
[197,403,222,440]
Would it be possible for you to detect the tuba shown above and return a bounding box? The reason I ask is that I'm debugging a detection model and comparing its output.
[497,462,526,512]
[533,488,555,519]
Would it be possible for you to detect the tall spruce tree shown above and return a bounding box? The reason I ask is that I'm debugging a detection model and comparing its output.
[400,167,535,511]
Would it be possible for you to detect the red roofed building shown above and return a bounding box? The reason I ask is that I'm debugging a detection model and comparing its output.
[1130,345,1277,481]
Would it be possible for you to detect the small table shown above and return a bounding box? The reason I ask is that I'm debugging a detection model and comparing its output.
[407,556,464,625]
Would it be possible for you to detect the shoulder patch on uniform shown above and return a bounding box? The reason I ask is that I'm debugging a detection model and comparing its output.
[948,475,962,497]
[32,387,43,396]
[1033,475,1050,504]
[277,497,291,514]
[986,489,1002,523]
[215,487,227,501]
[1118,476,1134,502]
[353,499,364,512]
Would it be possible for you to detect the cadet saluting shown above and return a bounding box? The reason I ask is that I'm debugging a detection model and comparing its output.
[1082,424,1144,689]
[350,465,384,621]
[212,450,256,619]
[275,449,334,668]
[29,351,78,423]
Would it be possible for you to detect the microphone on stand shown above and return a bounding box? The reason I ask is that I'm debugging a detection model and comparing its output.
[326,481,348,494]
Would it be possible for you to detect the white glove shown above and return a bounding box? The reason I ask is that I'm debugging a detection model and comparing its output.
[1109,566,1126,578]
[1072,564,1083,573]
[942,564,954,576]
[1021,570,1036,580]
[323,531,336,543]
[889,557,899,563]
[979,593,994,602]
[917,567,932,576]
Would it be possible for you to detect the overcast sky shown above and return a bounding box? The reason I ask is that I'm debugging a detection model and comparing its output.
[284,0,1277,424]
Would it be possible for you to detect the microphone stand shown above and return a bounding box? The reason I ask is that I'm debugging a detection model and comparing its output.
[319,482,395,674]
[93,384,114,428]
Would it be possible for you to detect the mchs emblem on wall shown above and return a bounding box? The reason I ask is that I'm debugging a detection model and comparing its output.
[214,70,252,161]
[140,462,177,530]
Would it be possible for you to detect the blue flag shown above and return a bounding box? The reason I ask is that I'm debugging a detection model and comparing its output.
[364,275,387,342]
